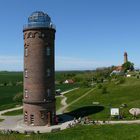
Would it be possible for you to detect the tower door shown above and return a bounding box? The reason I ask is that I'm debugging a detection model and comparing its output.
[47,112,52,126]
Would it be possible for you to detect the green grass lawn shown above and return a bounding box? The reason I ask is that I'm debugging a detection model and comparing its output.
[1,124,140,140]
[65,88,91,104]
[2,109,23,116]
[0,119,4,122]
[67,78,140,120]
[0,72,23,111]
[56,96,63,110]
[0,72,23,83]
[56,83,79,92]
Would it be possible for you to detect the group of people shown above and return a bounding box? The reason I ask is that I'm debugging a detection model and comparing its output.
[67,117,102,128]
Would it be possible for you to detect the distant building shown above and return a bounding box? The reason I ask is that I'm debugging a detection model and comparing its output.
[64,79,74,84]
[23,11,56,126]
[110,66,124,75]
[126,74,131,77]
[124,52,128,63]
[111,52,129,75]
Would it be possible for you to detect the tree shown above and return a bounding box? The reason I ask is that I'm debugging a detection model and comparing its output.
[13,92,23,103]
[122,61,134,72]
[101,86,107,94]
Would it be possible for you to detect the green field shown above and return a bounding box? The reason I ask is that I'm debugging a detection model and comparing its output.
[0,72,23,110]
[67,78,140,120]
[65,88,90,104]
[1,124,140,140]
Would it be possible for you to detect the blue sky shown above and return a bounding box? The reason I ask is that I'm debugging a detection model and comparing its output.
[0,0,140,71]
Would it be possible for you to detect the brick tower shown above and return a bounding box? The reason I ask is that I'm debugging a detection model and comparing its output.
[23,11,56,126]
[124,52,128,63]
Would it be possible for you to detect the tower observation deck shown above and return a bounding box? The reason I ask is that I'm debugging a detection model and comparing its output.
[23,11,56,30]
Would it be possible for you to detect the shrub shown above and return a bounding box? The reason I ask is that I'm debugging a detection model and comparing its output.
[97,84,103,89]
[13,92,23,103]
[101,86,107,94]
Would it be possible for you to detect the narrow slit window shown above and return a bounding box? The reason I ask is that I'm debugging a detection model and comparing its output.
[30,114,34,125]
[25,89,28,98]
[47,69,51,77]
[47,89,51,97]
[24,111,28,123]
[25,69,28,78]
[46,47,50,56]
[25,48,28,56]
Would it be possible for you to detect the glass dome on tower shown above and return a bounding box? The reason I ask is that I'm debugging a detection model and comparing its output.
[24,11,55,29]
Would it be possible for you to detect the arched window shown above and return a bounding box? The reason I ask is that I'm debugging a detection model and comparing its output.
[28,32,33,38]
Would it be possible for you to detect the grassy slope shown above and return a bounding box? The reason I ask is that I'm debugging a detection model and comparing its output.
[65,88,90,104]
[56,96,63,110]
[56,83,79,92]
[67,78,140,120]
[1,124,140,140]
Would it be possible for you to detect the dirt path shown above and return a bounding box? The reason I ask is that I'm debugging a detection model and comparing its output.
[0,106,23,117]
[56,88,79,114]
[57,88,95,114]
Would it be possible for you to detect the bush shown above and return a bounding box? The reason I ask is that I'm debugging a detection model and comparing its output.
[97,84,103,89]
[13,92,23,103]
[101,87,107,94]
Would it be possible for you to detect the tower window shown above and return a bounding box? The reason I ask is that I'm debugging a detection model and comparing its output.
[46,47,50,56]
[25,89,28,98]
[24,111,28,123]
[25,69,28,78]
[29,33,33,38]
[25,48,28,56]
[30,114,34,125]
[47,69,51,77]
[40,111,45,119]
[47,89,51,97]
[42,33,45,38]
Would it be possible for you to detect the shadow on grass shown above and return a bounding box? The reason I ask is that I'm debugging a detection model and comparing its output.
[58,105,104,123]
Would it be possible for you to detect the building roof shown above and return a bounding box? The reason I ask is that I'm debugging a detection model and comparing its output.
[114,66,124,71]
